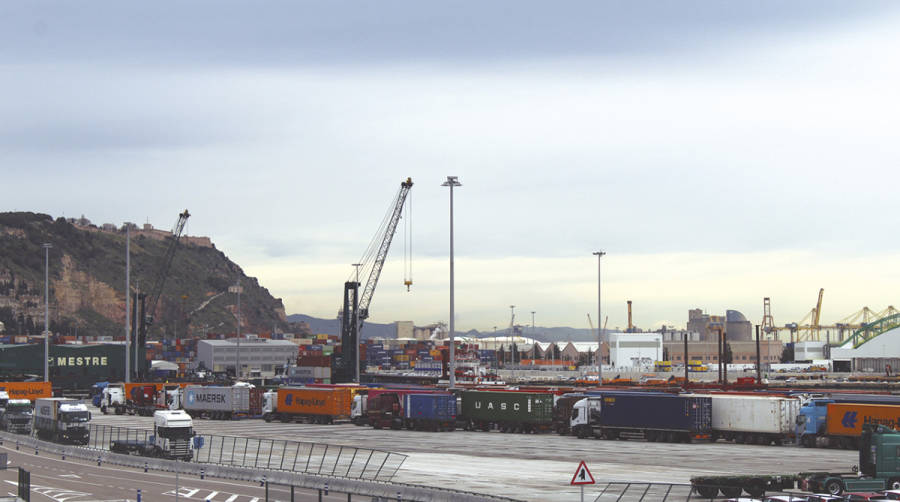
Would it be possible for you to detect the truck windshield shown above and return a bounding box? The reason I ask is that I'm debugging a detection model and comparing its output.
[157,426,193,439]
[61,411,90,423]
[6,404,31,414]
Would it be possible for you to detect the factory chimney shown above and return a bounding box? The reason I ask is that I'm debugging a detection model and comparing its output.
[627,301,633,333]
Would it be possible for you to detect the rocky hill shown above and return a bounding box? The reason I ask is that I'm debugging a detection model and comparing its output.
[0,212,294,339]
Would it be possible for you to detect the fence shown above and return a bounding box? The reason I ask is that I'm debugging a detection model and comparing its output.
[85,424,407,481]
[593,482,809,502]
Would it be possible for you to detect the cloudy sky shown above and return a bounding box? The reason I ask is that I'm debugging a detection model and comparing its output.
[3,2,900,333]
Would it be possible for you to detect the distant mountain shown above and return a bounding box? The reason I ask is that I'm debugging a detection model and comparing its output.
[287,313,598,343]
[287,314,397,339]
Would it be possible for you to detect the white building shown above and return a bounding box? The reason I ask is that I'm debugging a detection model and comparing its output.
[197,338,299,377]
[607,333,663,370]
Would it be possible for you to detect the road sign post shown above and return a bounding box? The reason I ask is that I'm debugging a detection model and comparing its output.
[570,460,595,502]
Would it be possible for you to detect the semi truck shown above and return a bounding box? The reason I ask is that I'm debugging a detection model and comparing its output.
[707,394,799,445]
[263,386,355,424]
[459,390,554,433]
[127,384,162,416]
[183,385,261,419]
[798,398,900,448]
[33,397,91,445]
[109,410,195,460]
[691,424,900,498]
[570,391,712,442]
[0,399,33,434]
[100,383,127,415]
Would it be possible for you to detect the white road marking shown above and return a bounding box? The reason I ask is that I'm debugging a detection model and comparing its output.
[205,490,220,500]
[60,474,82,478]
[223,495,239,502]
[182,488,200,497]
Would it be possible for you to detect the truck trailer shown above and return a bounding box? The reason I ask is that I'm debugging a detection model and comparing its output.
[33,397,91,445]
[692,424,900,498]
[571,391,712,442]
[183,385,255,420]
[707,394,799,445]
[401,393,456,431]
[459,390,554,433]
[109,410,195,460]
[798,399,900,448]
[264,386,355,424]
[0,399,33,434]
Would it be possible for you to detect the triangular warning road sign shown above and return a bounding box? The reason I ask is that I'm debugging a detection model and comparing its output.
[570,460,595,485]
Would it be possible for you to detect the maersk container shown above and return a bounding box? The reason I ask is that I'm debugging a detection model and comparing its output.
[580,390,711,440]
[707,394,799,445]
[183,386,250,419]
[459,390,554,432]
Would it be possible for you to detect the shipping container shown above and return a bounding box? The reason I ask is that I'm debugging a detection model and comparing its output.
[183,385,252,419]
[401,393,456,431]
[826,403,900,440]
[707,394,799,445]
[264,386,357,424]
[459,390,554,432]
[573,391,711,442]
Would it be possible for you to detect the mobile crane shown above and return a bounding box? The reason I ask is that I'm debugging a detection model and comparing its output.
[132,210,190,380]
[335,178,413,383]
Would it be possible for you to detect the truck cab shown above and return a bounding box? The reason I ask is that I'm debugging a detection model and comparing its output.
[569,397,601,438]
[804,424,900,495]
[151,410,195,460]
[101,384,126,414]
[34,398,91,445]
[0,391,9,415]
[1,399,33,434]
[262,390,277,422]
[797,397,833,447]
[351,394,368,425]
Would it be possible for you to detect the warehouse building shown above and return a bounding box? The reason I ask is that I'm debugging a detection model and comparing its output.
[197,338,298,377]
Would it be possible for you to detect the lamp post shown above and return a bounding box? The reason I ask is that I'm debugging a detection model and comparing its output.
[442,176,461,388]
[125,227,130,383]
[509,305,515,366]
[593,251,606,385]
[42,243,52,383]
[229,281,243,379]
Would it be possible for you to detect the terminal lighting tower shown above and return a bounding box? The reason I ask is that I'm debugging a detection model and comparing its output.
[593,250,606,385]
[42,243,52,383]
[229,281,243,378]
[442,175,461,388]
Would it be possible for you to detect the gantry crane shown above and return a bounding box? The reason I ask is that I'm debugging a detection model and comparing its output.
[335,178,413,383]
[132,210,190,379]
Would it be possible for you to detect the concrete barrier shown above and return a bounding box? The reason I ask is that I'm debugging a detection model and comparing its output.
[0,431,520,502]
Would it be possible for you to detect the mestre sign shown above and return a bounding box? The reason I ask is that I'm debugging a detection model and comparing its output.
[52,356,109,367]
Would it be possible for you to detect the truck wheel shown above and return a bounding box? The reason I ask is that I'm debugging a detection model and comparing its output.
[695,485,718,499]
[824,479,843,496]
[719,486,742,498]
[888,478,900,490]
[101,406,108,415]
[744,481,765,498]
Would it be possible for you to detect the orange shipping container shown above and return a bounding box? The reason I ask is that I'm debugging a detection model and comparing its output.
[276,387,356,419]
[0,381,52,400]
[825,402,900,437]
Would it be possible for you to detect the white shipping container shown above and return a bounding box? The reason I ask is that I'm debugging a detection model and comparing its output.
[183,386,250,413]
[709,394,799,438]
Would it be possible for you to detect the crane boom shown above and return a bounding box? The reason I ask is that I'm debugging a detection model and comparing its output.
[336,178,413,383]
[145,209,191,329]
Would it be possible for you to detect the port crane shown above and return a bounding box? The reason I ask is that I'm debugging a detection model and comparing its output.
[132,210,190,379]
[335,178,413,383]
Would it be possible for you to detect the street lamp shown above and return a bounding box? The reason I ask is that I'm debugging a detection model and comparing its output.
[229,281,243,379]
[442,176,461,388]
[593,251,606,385]
[42,243,52,383]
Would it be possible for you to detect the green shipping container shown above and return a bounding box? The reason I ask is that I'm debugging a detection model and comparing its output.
[460,390,554,427]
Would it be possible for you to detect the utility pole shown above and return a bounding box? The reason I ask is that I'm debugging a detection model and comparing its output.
[593,251,606,385]
[442,176,461,388]
[125,227,131,383]
[42,243,52,383]
[229,281,243,379]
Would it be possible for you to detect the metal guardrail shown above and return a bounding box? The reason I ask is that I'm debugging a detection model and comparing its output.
[593,482,809,502]
[82,424,407,481]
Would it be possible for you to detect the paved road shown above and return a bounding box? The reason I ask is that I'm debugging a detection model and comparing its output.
[89,410,857,501]
[0,443,358,502]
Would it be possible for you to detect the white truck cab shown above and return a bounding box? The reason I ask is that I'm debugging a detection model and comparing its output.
[351,394,368,425]
[262,390,277,421]
[152,410,195,460]
[100,384,126,414]
[570,397,601,438]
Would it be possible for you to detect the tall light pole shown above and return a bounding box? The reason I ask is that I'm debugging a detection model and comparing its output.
[509,305,515,365]
[593,251,606,385]
[125,227,131,383]
[229,281,243,379]
[442,176,461,388]
[42,243,52,383]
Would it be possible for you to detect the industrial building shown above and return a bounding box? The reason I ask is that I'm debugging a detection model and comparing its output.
[197,338,298,377]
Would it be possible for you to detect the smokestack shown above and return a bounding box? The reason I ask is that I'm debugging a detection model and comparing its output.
[627,301,633,333]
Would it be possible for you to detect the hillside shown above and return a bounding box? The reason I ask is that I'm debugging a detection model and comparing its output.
[0,212,293,339]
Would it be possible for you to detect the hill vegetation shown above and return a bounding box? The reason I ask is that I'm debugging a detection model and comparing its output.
[0,212,293,339]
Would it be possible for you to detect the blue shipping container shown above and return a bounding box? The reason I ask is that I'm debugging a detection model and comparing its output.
[403,393,456,421]
[583,390,711,434]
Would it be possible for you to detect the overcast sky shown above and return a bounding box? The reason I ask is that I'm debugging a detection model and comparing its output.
[3,2,900,333]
